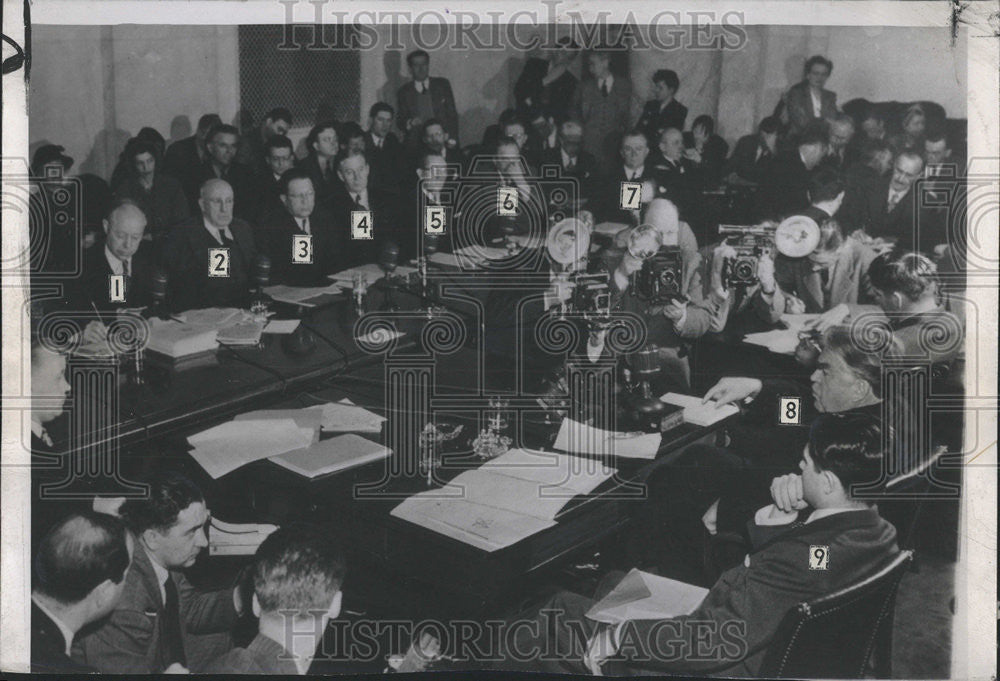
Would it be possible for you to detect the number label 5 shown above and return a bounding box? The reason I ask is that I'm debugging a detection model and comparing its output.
[208,248,230,278]
[292,234,313,264]
[778,396,801,425]
[425,206,447,234]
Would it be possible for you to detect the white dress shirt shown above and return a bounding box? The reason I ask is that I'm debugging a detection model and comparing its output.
[202,218,234,244]
[296,217,311,234]
[414,78,430,93]
[146,546,170,605]
[32,596,76,655]
[598,75,614,94]
[104,245,131,276]
[810,88,822,117]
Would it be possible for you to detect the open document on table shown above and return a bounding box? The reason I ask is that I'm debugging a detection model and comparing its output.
[391,449,616,552]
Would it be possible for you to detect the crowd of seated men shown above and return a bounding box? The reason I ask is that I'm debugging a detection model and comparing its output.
[27,46,967,675]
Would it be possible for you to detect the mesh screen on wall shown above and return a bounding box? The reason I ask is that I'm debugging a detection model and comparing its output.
[237,25,361,131]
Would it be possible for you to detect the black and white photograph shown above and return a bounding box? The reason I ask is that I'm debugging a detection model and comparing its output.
[1,1,996,678]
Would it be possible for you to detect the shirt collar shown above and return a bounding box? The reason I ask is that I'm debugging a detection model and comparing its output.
[143,544,171,604]
[104,245,130,274]
[31,419,45,440]
[32,595,76,655]
[547,130,558,148]
[353,189,369,204]
[625,165,644,178]
[600,74,614,89]
[415,78,430,92]
[560,148,576,166]
[202,217,232,243]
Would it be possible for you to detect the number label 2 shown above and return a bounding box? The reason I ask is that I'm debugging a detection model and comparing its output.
[497,187,518,216]
[809,545,829,570]
[292,234,313,264]
[109,274,126,303]
[208,248,230,278]
[620,181,642,210]
[352,211,373,240]
[778,396,801,425]
[425,206,447,234]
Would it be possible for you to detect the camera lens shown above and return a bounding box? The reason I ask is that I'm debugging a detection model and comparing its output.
[735,260,755,280]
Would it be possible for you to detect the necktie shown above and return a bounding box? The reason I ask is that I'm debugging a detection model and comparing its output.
[37,427,53,448]
[600,80,609,97]
[566,158,576,172]
[120,258,130,277]
[300,218,310,235]
[355,194,367,211]
[162,576,187,667]
[219,229,234,247]
[887,191,902,213]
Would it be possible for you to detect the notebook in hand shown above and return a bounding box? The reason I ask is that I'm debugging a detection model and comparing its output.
[269,433,391,479]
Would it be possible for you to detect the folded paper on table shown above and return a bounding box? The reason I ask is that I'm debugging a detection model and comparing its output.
[268,433,390,479]
[263,319,301,334]
[321,399,385,432]
[234,405,326,431]
[187,419,316,479]
[208,518,279,556]
[390,449,615,551]
[585,568,709,625]
[216,320,266,345]
[742,328,800,355]
[659,393,739,427]
[552,418,662,459]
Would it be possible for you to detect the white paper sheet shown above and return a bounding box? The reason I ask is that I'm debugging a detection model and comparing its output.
[263,319,301,334]
[552,418,662,459]
[187,419,316,479]
[742,328,801,355]
[586,568,709,625]
[659,393,740,427]
[320,399,385,432]
[478,448,616,495]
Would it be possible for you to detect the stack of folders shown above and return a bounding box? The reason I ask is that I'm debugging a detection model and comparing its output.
[208,518,279,556]
[391,449,616,552]
[187,419,316,479]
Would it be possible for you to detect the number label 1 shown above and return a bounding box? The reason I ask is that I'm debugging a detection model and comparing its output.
[351,211,373,240]
[292,234,313,264]
[208,247,230,278]
[620,181,642,210]
[109,274,126,303]
[425,206,447,234]
[809,545,829,570]
[497,187,518,216]
[778,396,801,425]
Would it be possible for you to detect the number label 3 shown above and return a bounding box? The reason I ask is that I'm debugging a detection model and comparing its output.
[779,397,801,425]
[292,234,313,264]
[809,545,829,570]
[208,248,230,278]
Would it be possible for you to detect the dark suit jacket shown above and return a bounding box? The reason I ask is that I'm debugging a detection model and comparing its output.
[514,58,578,124]
[726,134,775,184]
[649,156,699,221]
[296,154,337,208]
[163,136,203,203]
[538,146,600,207]
[572,76,633,166]
[163,217,258,311]
[76,242,157,312]
[836,175,920,248]
[73,543,237,673]
[255,204,342,285]
[365,131,404,194]
[616,508,898,676]
[114,173,190,243]
[684,132,730,188]
[593,164,654,223]
[757,150,813,219]
[329,185,402,268]
[32,602,95,674]
[396,77,460,146]
[637,98,688,142]
[254,171,285,222]
[778,81,838,135]
[204,633,299,674]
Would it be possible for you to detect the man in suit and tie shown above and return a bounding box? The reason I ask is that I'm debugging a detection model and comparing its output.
[775,55,838,138]
[636,69,688,145]
[837,150,925,251]
[189,124,260,222]
[236,107,292,175]
[594,130,653,223]
[651,127,698,221]
[256,169,341,285]
[538,120,599,207]
[73,472,242,673]
[331,151,400,267]
[365,102,404,194]
[402,152,456,258]
[726,116,779,184]
[821,114,856,171]
[32,512,134,673]
[397,50,460,153]
[573,51,632,168]
[77,199,156,311]
[164,179,258,311]
[257,135,296,220]
[757,126,828,220]
[418,118,463,169]
[506,412,899,677]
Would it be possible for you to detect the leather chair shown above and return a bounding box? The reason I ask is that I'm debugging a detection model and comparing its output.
[759,549,914,679]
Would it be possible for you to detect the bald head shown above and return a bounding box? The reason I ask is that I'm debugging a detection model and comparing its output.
[199,179,234,228]
[643,198,681,246]
[659,128,684,162]
[104,201,147,261]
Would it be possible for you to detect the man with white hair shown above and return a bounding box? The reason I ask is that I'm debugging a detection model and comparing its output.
[165,178,258,311]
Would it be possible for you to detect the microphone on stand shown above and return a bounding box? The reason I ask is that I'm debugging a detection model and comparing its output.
[420,234,440,317]
[378,241,400,312]
[250,255,272,321]
[147,269,170,320]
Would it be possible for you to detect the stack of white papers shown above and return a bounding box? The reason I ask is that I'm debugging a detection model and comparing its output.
[329,264,418,285]
[216,320,266,345]
[742,328,800,355]
[391,449,616,551]
[552,418,662,459]
[781,313,821,331]
[659,393,739,427]
[187,419,316,479]
[208,519,279,556]
[146,318,219,358]
[269,433,391,479]
[263,319,301,334]
[321,398,386,433]
[234,406,327,431]
[585,568,708,624]
[264,283,343,306]
[175,307,245,328]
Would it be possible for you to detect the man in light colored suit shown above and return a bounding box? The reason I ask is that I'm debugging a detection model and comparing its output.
[572,51,632,168]
[397,50,460,153]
